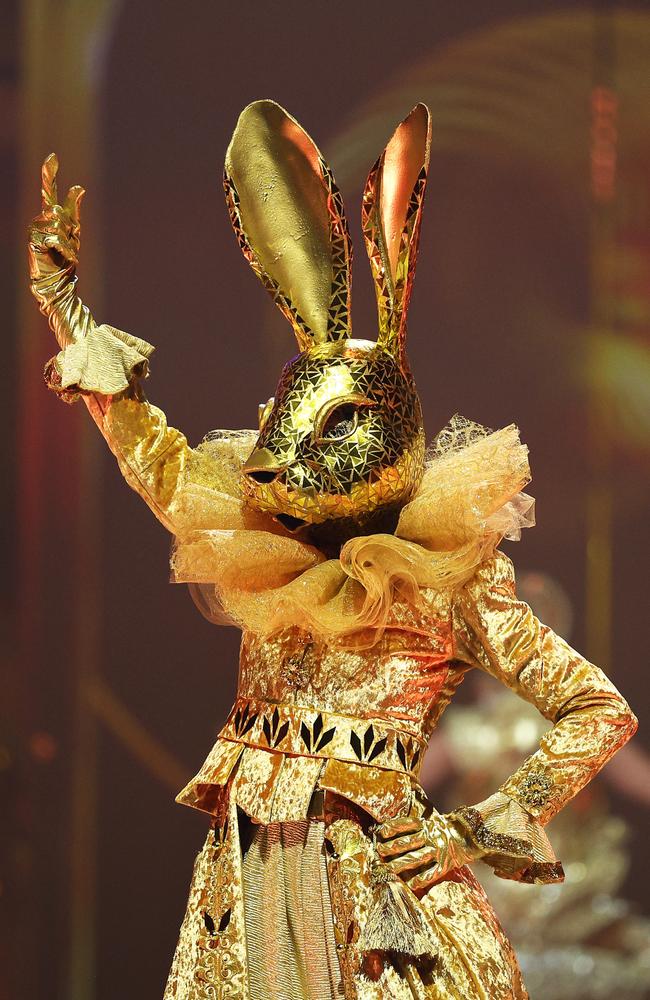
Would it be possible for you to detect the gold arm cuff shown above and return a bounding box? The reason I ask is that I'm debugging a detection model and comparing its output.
[449,795,565,885]
[44,323,155,401]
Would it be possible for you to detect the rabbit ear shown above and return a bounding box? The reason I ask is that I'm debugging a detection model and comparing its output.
[362,104,431,366]
[224,100,352,351]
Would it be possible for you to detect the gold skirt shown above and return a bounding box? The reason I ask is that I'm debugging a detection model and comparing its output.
[164,807,528,1000]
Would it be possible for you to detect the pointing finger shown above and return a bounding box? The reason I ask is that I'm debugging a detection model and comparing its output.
[63,184,85,225]
[41,153,59,209]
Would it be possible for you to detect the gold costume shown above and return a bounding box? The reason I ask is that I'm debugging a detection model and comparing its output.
[28,102,637,1000]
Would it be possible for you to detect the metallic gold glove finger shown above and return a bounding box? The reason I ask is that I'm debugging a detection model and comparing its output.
[30,205,80,264]
[376,831,427,859]
[30,210,59,232]
[376,816,422,841]
[407,865,445,893]
[41,154,59,210]
[385,845,439,876]
[30,210,71,242]
[41,231,78,264]
[63,184,85,226]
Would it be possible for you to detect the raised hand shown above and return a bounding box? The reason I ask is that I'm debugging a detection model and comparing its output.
[29,153,85,268]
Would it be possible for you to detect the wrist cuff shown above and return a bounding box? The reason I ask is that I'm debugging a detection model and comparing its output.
[448,791,564,885]
[44,323,155,402]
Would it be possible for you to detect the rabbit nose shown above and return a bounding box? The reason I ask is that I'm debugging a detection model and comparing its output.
[243,448,286,485]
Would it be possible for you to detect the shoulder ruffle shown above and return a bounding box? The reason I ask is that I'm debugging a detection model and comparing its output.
[397,413,534,550]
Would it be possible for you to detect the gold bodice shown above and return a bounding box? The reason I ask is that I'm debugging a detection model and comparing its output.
[237,600,457,730]
[176,547,637,839]
[175,601,464,825]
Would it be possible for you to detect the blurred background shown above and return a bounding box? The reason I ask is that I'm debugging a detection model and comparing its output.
[2,1,650,997]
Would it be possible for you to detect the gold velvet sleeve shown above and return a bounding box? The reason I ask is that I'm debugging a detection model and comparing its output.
[448,550,638,883]
[30,242,198,533]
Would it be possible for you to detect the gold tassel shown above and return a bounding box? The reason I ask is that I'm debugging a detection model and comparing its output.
[358,862,439,958]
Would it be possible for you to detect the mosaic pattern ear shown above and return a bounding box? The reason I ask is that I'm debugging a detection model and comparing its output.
[224,100,352,351]
[362,103,431,367]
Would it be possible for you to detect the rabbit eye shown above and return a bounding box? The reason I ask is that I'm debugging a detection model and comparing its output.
[318,403,359,442]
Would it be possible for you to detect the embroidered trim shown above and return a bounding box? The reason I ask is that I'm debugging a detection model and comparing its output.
[519,861,565,885]
[450,806,565,885]
[449,806,533,859]
[220,696,426,778]
[517,771,553,809]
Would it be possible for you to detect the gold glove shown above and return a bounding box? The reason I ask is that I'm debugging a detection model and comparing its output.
[28,153,97,354]
[29,153,84,276]
[375,811,486,893]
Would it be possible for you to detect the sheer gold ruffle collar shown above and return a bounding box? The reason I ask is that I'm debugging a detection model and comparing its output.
[171,415,535,646]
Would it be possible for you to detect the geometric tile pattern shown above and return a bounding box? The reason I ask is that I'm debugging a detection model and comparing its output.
[317,153,352,342]
[240,339,425,524]
[223,154,352,352]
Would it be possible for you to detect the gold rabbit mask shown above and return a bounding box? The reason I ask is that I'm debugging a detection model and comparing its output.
[229,101,431,536]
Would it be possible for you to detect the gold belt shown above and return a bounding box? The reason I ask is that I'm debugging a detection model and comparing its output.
[219,696,426,779]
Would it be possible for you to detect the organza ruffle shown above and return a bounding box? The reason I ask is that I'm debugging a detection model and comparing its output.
[44,323,154,401]
[396,414,534,548]
[449,791,564,885]
[170,415,535,645]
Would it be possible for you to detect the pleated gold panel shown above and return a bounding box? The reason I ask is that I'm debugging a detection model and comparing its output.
[242,820,344,999]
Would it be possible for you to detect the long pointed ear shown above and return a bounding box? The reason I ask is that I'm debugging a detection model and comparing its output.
[224,100,352,351]
[362,104,431,366]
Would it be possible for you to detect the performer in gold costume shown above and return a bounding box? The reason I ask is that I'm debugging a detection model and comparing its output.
[28,101,637,999]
